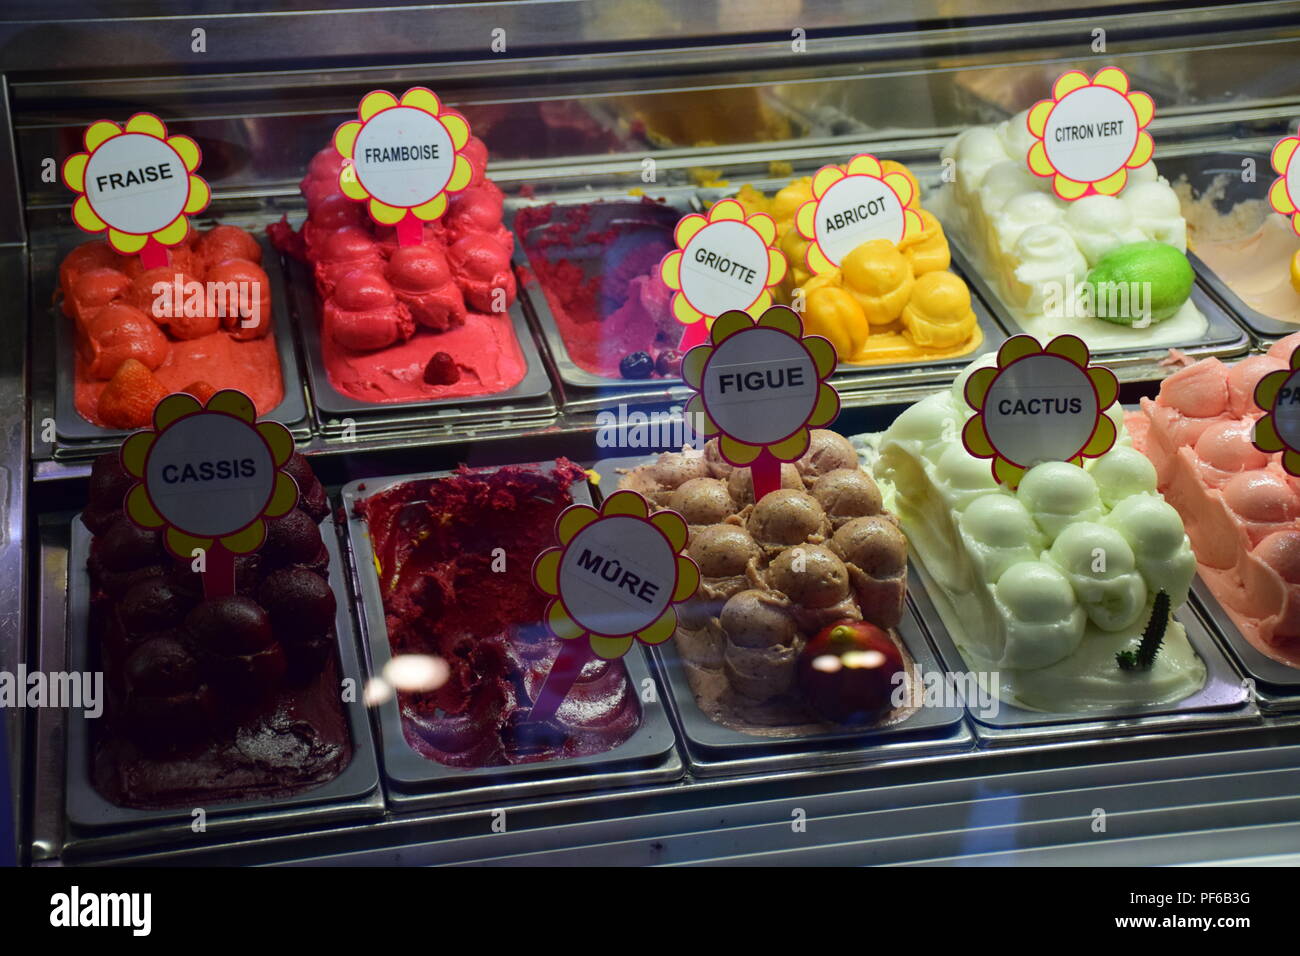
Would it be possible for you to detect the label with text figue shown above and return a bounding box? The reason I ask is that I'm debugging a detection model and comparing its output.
[682,305,840,501]
[1026,67,1155,200]
[962,334,1118,487]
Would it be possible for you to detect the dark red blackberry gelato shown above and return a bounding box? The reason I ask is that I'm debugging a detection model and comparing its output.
[356,461,642,767]
[81,451,352,809]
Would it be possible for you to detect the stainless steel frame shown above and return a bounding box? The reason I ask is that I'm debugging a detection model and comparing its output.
[9,0,1300,865]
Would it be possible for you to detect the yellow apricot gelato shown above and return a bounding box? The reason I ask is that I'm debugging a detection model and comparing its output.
[902,271,978,348]
[842,240,915,326]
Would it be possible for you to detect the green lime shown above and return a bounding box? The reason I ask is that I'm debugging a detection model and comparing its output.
[1084,241,1194,326]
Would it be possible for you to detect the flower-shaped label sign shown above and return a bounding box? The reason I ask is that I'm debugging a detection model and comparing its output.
[1268,126,1300,238]
[1026,68,1155,200]
[122,390,300,597]
[962,334,1118,487]
[529,490,699,722]
[794,154,922,274]
[683,305,840,501]
[660,198,787,350]
[1253,345,1300,474]
[61,113,210,269]
[334,88,473,246]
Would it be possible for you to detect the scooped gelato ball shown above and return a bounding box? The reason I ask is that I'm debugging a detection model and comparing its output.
[830,516,907,578]
[702,439,735,479]
[960,495,1044,581]
[668,477,735,526]
[992,560,1086,669]
[747,489,828,547]
[724,641,798,701]
[796,430,859,479]
[720,589,799,648]
[1194,419,1268,477]
[768,544,850,608]
[1105,493,1196,600]
[1047,522,1146,632]
[1087,445,1158,507]
[689,524,761,578]
[1018,462,1104,541]
[1257,532,1300,584]
[935,443,998,509]
[648,451,709,490]
[812,468,882,520]
[727,462,804,505]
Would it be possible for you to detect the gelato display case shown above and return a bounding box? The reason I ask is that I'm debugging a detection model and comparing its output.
[8,0,1300,869]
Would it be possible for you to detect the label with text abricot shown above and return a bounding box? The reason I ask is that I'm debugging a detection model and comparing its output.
[812,173,907,267]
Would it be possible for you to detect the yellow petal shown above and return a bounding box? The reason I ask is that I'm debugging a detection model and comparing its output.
[412,193,448,220]
[794,200,818,240]
[556,503,599,544]
[1255,369,1289,409]
[256,420,295,465]
[811,165,845,200]
[166,527,211,558]
[1053,70,1091,99]
[340,169,369,201]
[399,87,441,113]
[711,309,753,343]
[1054,175,1089,201]
[1254,414,1284,453]
[1269,177,1297,215]
[61,153,88,192]
[1128,91,1155,129]
[750,212,777,246]
[709,198,744,222]
[109,229,146,254]
[843,154,882,179]
[1283,449,1300,478]
[266,472,299,517]
[1272,137,1299,177]
[1083,414,1118,457]
[358,90,398,121]
[1094,169,1128,196]
[72,196,106,232]
[84,120,121,152]
[154,393,200,428]
[771,430,811,459]
[998,334,1043,366]
[601,489,649,518]
[807,244,835,275]
[589,635,633,659]
[125,483,163,527]
[649,510,687,551]
[660,251,683,290]
[334,121,361,160]
[442,113,471,151]
[637,610,677,646]
[533,548,561,594]
[806,335,838,378]
[672,557,700,602]
[721,436,761,465]
[681,351,709,391]
[964,366,998,410]
[447,155,472,192]
[120,432,155,476]
[883,171,914,208]
[1026,99,1054,138]
[671,292,702,324]
[963,415,994,457]
[154,215,190,246]
[1026,141,1054,177]
[168,135,201,171]
[125,113,167,139]
[369,199,406,224]
[674,213,706,247]
[758,303,800,336]
[1092,67,1130,94]
[222,520,267,555]
[809,384,840,426]
[1088,366,1120,409]
[766,249,787,284]
[1045,332,1089,367]
[183,176,211,214]
[993,456,1025,488]
[210,389,257,421]
[547,600,585,639]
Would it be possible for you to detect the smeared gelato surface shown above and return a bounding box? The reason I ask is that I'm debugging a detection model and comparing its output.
[82,452,351,809]
[516,199,681,378]
[1129,333,1300,666]
[357,461,642,766]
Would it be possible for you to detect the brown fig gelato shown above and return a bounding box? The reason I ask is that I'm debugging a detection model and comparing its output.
[617,430,916,737]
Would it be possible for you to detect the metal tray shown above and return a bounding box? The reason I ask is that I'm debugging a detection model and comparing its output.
[650,605,972,778]
[341,463,684,811]
[908,563,1258,747]
[283,254,557,428]
[1190,576,1300,713]
[52,232,311,449]
[63,514,383,858]
[946,237,1250,367]
[1158,151,1300,340]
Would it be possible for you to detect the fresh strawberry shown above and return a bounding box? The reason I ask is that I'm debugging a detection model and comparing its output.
[97,358,169,429]
[423,350,461,385]
[797,619,904,724]
[180,380,218,403]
